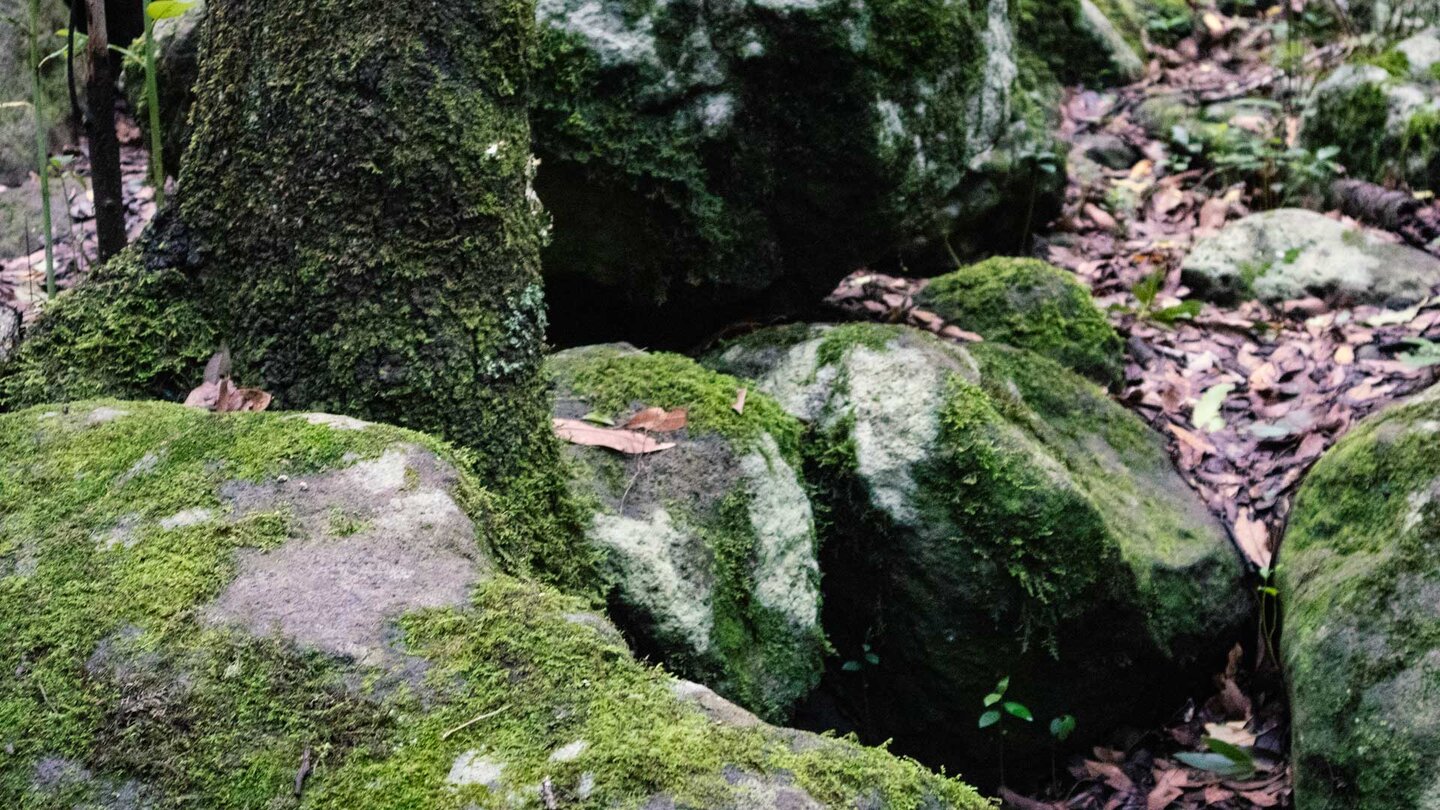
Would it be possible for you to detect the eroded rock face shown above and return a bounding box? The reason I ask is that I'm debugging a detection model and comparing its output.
[708,324,1248,775]
[0,400,983,808]
[548,344,824,722]
[1282,384,1440,810]
[1180,209,1440,306]
[532,0,1072,345]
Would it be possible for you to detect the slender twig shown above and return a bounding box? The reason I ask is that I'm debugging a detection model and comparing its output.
[441,704,509,741]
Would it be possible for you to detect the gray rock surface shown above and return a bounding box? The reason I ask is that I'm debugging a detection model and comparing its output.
[1181,209,1440,305]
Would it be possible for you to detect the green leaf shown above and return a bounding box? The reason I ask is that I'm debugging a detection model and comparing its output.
[864,652,880,665]
[1203,737,1254,766]
[1193,383,1234,433]
[1174,752,1254,778]
[1049,714,1077,741]
[146,0,196,19]
[983,693,1002,707]
[994,676,1009,695]
[1151,300,1202,324]
[978,710,1001,729]
[1003,701,1033,721]
[579,411,614,426]
[841,660,862,673]
[1133,271,1163,308]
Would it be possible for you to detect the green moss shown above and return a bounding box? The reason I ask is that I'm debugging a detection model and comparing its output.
[969,343,1243,652]
[1356,46,1412,77]
[0,400,986,809]
[0,249,216,406]
[546,345,804,465]
[917,257,1124,387]
[1282,391,1440,809]
[1306,78,1396,184]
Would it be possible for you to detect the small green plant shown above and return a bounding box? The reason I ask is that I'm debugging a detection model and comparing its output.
[1117,270,1203,326]
[1400,337,1440,368]
[979,676,1033,786]
[1048,713,1076,787]
[1256,564,1283,668]
[841,642,879,672]
[24,0,56,297]
[111,0,195,207]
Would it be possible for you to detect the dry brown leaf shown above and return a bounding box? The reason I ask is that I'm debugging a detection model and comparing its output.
[1147,767,1188,810]
[184,380,221,409]
[1198,197,1230,231]
[553,418,676,455]
[1205,720,1257,748]
[732,387,747,415]
[218,387,273,413]
[1231,511,1271,568]
[1169,423,1217,455]
[1084,202,1120,231]
[1084,761,1134,792]
[624,407,688,433]
[1334,345,1354,365]
[1239,789,1280,807]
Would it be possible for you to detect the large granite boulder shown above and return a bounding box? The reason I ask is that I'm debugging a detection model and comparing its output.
[1180,208,1440,307]
[548,345,824,722]
[532,0,1075,345]
[0,399,989,808]
[915,257,1124,387]
[1281,384,1440,810]
[707,324,1248,774]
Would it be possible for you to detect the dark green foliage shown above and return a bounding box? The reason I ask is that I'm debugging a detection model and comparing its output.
[1305,80,1394,184]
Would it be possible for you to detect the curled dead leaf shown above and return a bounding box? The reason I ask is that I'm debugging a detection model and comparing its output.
[732,387,747,414]
[623,407,688,433]
[553,418,676,455]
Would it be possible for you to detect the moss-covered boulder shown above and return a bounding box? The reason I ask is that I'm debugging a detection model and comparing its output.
[1280,383,1440,810]
[0,399,990,808]
[1180,208,1440,306]
[533,0,1082,345]
[1301,61,1440,190]
[707,324,1247,774]
[547,345,824,722]
[915,257,1123,387]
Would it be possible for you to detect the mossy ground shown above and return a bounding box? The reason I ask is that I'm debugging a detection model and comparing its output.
[916,258,1124,387]
[1282,391,1440,809]
[0,400,988,809]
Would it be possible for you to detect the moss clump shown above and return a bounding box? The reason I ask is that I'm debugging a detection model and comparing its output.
[1281,387,1440,810]
[547,346,823,722]
[1306,78,1394,183]
[916,257,1124,387]
[0,399,987,809]
[0,246,216,405]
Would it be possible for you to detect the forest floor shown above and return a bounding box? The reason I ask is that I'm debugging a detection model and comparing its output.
[827,4,1440,808]
[9,4,1440,808]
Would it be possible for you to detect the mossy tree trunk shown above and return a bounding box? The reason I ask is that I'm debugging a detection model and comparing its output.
[3,0,556,485]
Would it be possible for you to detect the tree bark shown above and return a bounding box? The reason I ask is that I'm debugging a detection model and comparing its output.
[83,0,128,260]
[3,0,553,485]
